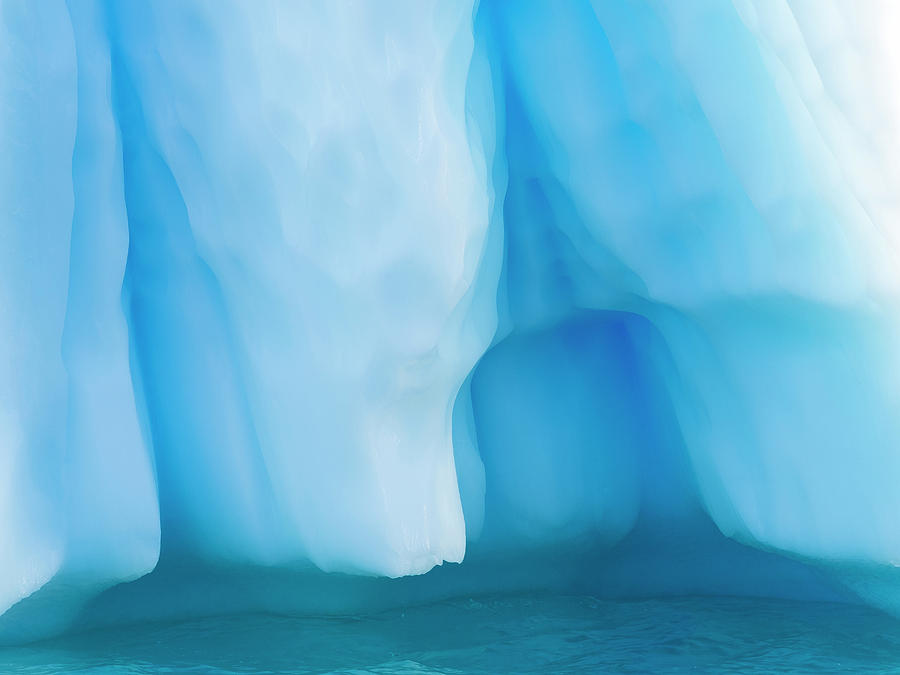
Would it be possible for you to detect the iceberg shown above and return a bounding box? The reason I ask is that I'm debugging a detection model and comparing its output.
[2,0,900,643]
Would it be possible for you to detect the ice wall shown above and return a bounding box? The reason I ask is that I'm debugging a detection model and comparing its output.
[459,0,900,606]
[2,0,900,643]
[462,0,900,559]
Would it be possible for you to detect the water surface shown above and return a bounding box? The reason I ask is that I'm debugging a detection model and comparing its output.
[2,594,900,673]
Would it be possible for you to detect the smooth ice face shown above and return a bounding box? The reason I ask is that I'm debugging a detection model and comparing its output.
[103,0,491,577]
[2,0,900,644]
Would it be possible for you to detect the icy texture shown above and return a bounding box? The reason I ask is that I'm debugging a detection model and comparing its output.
[2,0,900,642]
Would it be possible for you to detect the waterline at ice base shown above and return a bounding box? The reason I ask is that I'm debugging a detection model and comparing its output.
[3,0,900,671]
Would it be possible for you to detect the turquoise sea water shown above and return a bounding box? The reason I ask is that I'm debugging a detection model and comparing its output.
[2,594,900,674]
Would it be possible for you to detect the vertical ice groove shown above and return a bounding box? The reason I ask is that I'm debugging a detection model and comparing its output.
[104,0,284,563]
[62,0,160,584]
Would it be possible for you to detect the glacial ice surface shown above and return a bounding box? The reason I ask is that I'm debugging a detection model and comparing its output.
[2,0,900,642]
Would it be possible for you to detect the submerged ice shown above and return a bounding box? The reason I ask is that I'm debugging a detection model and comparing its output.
[2,0,900,643]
